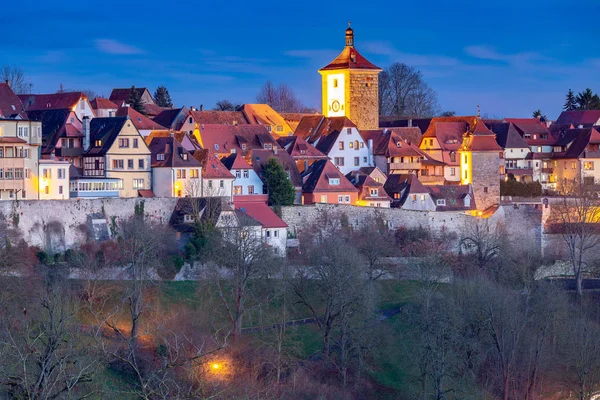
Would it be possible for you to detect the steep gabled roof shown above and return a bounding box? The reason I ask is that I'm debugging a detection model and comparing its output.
[143,103,168,117]
[234,202,287,229]
[487,122,530,149]
[115,106,166,131]
[320,46,381,71]
[220,152,252,170]
[242,104,293,135]
[109,88,152,105]
[250,149,302,188]
[196,124,280,155]
[26,109,81,154]
[148,136,201,168]
[378,117,432,133]
[0,83,27,118]
[277,136,328,159]
[427,185,475,211]
[190,110,249,125]
[90,97,118,110]
[295,115,357,154]
[301,159,358,193]
[556,110,600,127]
[192,149,234,179]
[19,92,86,112]
[85,117,128,156]
[280,112,315,132]
[362,128,425,158]
[153,107,187,130]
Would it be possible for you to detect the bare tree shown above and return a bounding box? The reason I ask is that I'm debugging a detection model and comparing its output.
[1,65,32,94]
[213,100,238,111]
[208,216,278,339]
[459,218,507,272]
[0,270,98,399]
[256,81,306,113]
[378,62,440,117]
[555,181,600,297]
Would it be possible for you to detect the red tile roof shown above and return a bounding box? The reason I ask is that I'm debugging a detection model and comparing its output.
[109,88,151,104]
[197,124,279,155]
[115,106,166,131]
[148,136,202,168]
[362,128,426,158]
[295,115,357,154]
[233,202,287,228]
[277,136,328,159]
[192,149,234,179]
[90,97,118,110]
[19,92,86,112]
[0,137,26,144]
[138,190,155,198]
[191,110,249,125]
[301,159,358,193]
[220,152,253,170]
[556,110,600,126]
[320,46,381,71]
[143,103,168,117]
[0,83,27,118]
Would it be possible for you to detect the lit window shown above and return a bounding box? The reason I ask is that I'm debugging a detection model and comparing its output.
[320,195,327,203]
[133,179,145,189]
[584,161,594,170]
[234,185,242,195]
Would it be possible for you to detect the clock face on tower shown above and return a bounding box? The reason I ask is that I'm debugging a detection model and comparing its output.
[331,100,341,113]
[326,73,345,117]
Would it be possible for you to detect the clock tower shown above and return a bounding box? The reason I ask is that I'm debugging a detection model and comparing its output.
[319,23,381,131]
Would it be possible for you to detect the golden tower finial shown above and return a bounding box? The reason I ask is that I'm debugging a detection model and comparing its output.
[345,21,354,47]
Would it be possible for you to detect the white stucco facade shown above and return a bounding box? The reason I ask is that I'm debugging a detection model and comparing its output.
[38,160,71,200]
[328,126,372,174]
[231,168,263,196]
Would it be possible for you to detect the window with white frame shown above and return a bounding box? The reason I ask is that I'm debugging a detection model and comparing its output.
[243,170,249,178]
[133,179,145,189]
[157,154,165,161]
[329,178,340,185]
[370,188,378,196]
[436,199,446,206]
[235,170,241,178]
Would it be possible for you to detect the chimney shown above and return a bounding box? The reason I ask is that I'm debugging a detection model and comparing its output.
[368,138,374,166]
[82,116,91,150]
[408,119,413,127]
[190,106,196,111]
[200,104,204,111]
[4,80,9,88]
[273,146,278,155]
[170,131,174,137]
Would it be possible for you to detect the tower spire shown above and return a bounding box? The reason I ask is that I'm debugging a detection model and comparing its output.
[345,21,354,47]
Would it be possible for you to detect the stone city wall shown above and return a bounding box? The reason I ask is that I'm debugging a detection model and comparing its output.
[0,197,178,251]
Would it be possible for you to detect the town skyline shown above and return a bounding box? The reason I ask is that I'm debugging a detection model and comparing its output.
[3,0,600,118]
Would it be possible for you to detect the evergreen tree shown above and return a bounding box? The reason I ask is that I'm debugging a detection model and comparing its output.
[153,85,173,108]
[576,88,600,110]
[532,109,547,121]
[127,85,146,115]
[564,89,577,111]
[263,157,296,206]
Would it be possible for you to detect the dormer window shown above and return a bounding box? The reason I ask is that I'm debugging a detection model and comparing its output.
[329,178,340,185]
[157,154,165,161]
[241,144,247,150]
[276,125,283,132]
[95,140,102,147]
[300,149,306,154]
[396,141,401,148]
[266,125,272,132]
[231,148,236,154]
[436,199,446,206]
[346,128,351,135]
[264,143,273,150]
[533,134,537,140]
[370,188,378,196]
[214,144,219,150]
[182,153,188,160]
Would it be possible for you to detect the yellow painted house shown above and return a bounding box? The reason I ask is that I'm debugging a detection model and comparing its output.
[242,104,295,136]
[83,116,152,197]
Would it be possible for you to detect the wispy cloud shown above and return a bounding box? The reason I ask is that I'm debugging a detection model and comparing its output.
[95,39,144,55]
[285,49,338,60]
[361,41,461,67]
[36,50,66,63]
[464,45,549,68]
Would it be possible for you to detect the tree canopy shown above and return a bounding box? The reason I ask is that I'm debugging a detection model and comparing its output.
[127,85,147,115]
[256,81,307,113]
[1,65,32,94]
[378,62,440,118]
[153,85,173,108]
[263,157,296,206]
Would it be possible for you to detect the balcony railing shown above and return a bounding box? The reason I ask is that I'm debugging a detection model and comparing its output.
[56,147,83,157]
[389,162,421,170]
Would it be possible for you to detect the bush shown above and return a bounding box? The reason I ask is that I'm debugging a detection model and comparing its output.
[36,251,50,265]
[500,180,542,197]
[157,255,185,280]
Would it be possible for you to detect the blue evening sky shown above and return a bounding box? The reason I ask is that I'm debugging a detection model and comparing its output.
[2,0,599,119]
